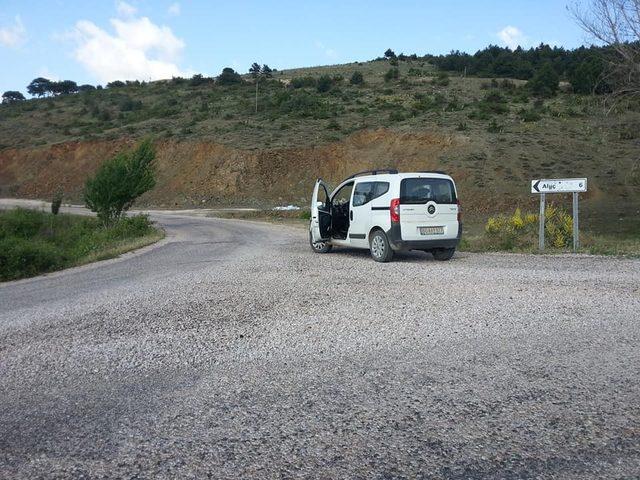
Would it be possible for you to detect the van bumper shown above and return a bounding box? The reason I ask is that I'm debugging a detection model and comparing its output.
[387,223,462,251]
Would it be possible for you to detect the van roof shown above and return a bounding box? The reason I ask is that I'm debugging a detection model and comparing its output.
[340,171,453,184]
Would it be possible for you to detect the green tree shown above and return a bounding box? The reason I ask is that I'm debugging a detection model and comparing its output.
[27,77,52,97]
[350,71,364,85]
[569,56,609,94]
[262,64,273,78]
[384,48,396,59]
[217,67,243,85]
[249,62,261,78]
[84,140,156,226]
[50,80,78,95]
[2,91,26,104]
[528,63,559,97]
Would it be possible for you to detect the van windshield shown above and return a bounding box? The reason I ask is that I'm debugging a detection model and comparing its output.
[400,178,457,204]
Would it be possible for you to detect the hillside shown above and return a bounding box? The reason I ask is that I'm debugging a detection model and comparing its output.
[1,57,639,234]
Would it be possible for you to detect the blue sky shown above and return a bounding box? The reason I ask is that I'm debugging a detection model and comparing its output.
[0,0,590,95]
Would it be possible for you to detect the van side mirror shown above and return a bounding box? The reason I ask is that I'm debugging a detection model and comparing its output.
[316,201,324,208]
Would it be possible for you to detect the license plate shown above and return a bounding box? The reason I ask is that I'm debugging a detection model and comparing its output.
[419,226,444,235]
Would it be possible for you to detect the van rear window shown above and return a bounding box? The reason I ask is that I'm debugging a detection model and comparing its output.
[400,178,457,204]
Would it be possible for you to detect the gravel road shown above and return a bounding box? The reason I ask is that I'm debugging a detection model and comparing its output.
[1,209,639,479]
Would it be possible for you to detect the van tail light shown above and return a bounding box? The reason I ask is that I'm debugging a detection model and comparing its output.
[390,198,400,223]
[457,199,461,222]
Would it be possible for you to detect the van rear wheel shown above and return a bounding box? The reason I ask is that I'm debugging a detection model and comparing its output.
[432,248,455,261]
[370,230,394,263]
[309,231,332,253]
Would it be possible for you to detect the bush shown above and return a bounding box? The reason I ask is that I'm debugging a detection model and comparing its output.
[119,96,143,111]
[384,68,400,82]
[432,72,450,86]
[519,108,541,122]
[485,206,573,250]
[290,76,317,89]
[0,209,157,281]
[528,63,559,98]
[51,189,63,215]
[0,237,62,281]
[217,67,243,85]
[350,71,364,85]
[84,140,156,226]
[388,110,405,122]
[486,119,503,133]
[316,75,333,93]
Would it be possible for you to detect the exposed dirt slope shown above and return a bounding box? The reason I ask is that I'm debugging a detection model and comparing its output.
[0,127,638,233]
[0,129,460,205]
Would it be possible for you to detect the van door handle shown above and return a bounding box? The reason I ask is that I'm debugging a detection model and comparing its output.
[350,210,353,221]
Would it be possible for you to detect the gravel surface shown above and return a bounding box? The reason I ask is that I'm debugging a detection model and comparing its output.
[1,212,639,479]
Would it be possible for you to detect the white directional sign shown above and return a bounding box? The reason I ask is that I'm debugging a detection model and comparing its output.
[531,178,587,194]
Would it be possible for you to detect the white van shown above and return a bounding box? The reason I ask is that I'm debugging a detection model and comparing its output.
[309,169,461,262]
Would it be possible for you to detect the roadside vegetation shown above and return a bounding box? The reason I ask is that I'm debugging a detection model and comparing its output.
[1,140,162,281]
[0,209,162,281]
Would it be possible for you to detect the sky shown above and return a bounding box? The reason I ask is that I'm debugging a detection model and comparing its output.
[0,0,592,95]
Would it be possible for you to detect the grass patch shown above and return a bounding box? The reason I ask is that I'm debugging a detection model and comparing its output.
[0,208,163,281]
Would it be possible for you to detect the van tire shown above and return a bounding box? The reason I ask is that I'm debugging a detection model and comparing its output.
[432,248,455,261]
[309,231,332,253]
[370,230,394,263]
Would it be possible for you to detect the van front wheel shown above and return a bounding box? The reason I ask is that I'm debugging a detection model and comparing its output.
[309,232,332,253]
[370,230,394,263]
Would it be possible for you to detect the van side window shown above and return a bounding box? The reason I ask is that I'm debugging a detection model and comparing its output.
[353,182,390,207]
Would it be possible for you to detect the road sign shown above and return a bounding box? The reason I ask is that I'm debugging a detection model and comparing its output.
[531,178,587,194]
[531,177,587,252]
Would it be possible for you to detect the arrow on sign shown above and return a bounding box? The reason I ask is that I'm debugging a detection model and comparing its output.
[533,180,541,193]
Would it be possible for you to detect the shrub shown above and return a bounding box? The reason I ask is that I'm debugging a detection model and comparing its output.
[190,74,213,87]
[519,108,541,122]
[84,140,156,226]
[432,71,450,86]
[350,71,364,85]
[290,76,317,89]
[0,237,62,281]
[107,80,126,88]
[275,90,333,118]
[486,119,503,133]
[384,68,400,82]
[316,75,333,93]
[51,189,63,215]
[119,96,143,111]
[479,91,509,114]
[217,67,243,85]
[484,206,572,250]
[388,110,405,122]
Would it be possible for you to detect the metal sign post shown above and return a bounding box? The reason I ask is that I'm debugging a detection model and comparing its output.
[539,193,546,251]
[531,178,587,252]
[573,192,579,250]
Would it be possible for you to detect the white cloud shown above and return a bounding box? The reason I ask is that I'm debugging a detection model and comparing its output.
[315,41,338,60]
[70,14,189,83]
[116,1,137,17]
[497,25,526,50]
[0,15,27,48]
[37,66,60,81]
[168,3,181,16]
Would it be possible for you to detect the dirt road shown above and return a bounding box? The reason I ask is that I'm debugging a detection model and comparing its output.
[1,206,639,478]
